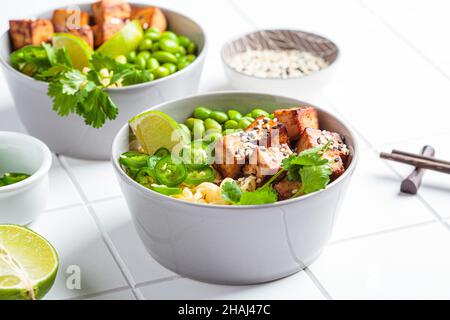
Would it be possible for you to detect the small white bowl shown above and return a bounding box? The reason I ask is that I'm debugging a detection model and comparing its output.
[0,132,52,225]
[112,91,358,285]
[221,29,339,97]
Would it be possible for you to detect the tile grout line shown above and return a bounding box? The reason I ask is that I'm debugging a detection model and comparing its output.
[56,155,144,300]
[227,0,258,29]
[135,275,182,289]
[303,268,333,300]
[43,194,124,216]
[64,285,131,300]
[357,0,450,84]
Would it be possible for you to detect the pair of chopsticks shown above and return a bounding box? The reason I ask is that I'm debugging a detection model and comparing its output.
[380,146,450,194]
[380,149,450,174]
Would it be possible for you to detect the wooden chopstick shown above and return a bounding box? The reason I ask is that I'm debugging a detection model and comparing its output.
[380,152,450,174]
[398,146,435,194]
[391,149,450,165]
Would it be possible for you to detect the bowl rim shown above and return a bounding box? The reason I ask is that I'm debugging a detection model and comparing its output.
[0,131,52,193]
[0,1,208,91]
[220,28,339,81]
[112,91,359,210]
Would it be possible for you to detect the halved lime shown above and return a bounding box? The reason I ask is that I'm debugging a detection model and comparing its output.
[129,110,189,155]
[96,20,144,58]
[0,225,59,300]
[52,33,93,70]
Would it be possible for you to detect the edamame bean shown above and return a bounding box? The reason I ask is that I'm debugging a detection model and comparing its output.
[159,38,179,54]
[203,131,222,143]
[191,119,205,139]
[152,51,178,64]
[238,118,253,130]
[187,42,197,54]
[146,57,159,71]
[162,62,177,74]
[135,56,147,70]
[139,38,153,51]
[178,46,186,56]
[137,51,151,61]
[194,107,212,120]
[245,113,252,118]
[160,31,178,42]
[145,31,160,41]
[151,42,160,52]
[186,54,196,63]
[115,55,127,64]
[223,128,242,135]
[126,51,136,63]
[178,35,191,48]
[227,109,242,121]
[224,120,239,130]
[152,66,170,79]
[210,111,229,124]
[185,118,196,131]
[204,118,222,131]
[147,27,161,34]
[177,61,190,70]
[251,108,269,118]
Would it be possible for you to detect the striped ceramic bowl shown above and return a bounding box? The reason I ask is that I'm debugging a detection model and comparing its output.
[221,29,339,98]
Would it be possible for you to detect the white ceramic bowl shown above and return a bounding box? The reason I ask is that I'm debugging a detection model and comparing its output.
[112,92,358,285]
[221,30,339,97]
[0,3,207,160]
[0,131,52,225]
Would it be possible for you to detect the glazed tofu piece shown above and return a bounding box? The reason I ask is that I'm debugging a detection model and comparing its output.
[92,0,131,24]
[243,144,292,182]
[214,134,247,179]
[296,128,350,163]
[9,19,54,50]
[52,9,90,32]
[131,6,167,31]
[274,177,301,200]
[245,116,289,147]
[69,26,94,48]
[274,106,319,140]
[92,20,125,47]
[296,128,349,180]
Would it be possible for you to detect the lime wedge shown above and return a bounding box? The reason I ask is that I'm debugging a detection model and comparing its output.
[52,33,93,70]
[96,20,144,58]
[129,110,189,155]
[0,225,59,300]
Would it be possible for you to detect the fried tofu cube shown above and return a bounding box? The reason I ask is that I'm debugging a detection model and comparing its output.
[245,116,289,147]
[274,177,301,200]
[243,144,292,181]
[92,0,131,24]
[68,26,94,48]
[92,20,125,47]
[9,19,54,50]
[52,9,90,32]
[214,134,244,179]
[274,106,319,140]
[296,128,349,180]
[131,6,167,31]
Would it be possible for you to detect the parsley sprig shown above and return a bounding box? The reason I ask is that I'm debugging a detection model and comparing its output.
[10,44,154,128]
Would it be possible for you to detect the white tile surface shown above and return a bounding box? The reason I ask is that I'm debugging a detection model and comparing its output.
[0,0,450,300]
[46,155,83,211]
[311,222,450,299]
[330,135,436,242]
[29,206,128,300]
[138,271,325,300]
[377,132,450,219]
[60,156,122,202]
[92,198,175,285]
[85,289,136,300]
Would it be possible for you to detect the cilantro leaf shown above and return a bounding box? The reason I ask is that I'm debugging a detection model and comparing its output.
[221,181,242,204]
[299,164,332,194]
[220,180,277,205]
[239,186,278,205]
[78,87,118,128]
[90,53,117,71]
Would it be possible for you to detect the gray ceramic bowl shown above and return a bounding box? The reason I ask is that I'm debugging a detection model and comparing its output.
[112,91,358,285]
[0,3,207,160]
[221,29,338,97]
